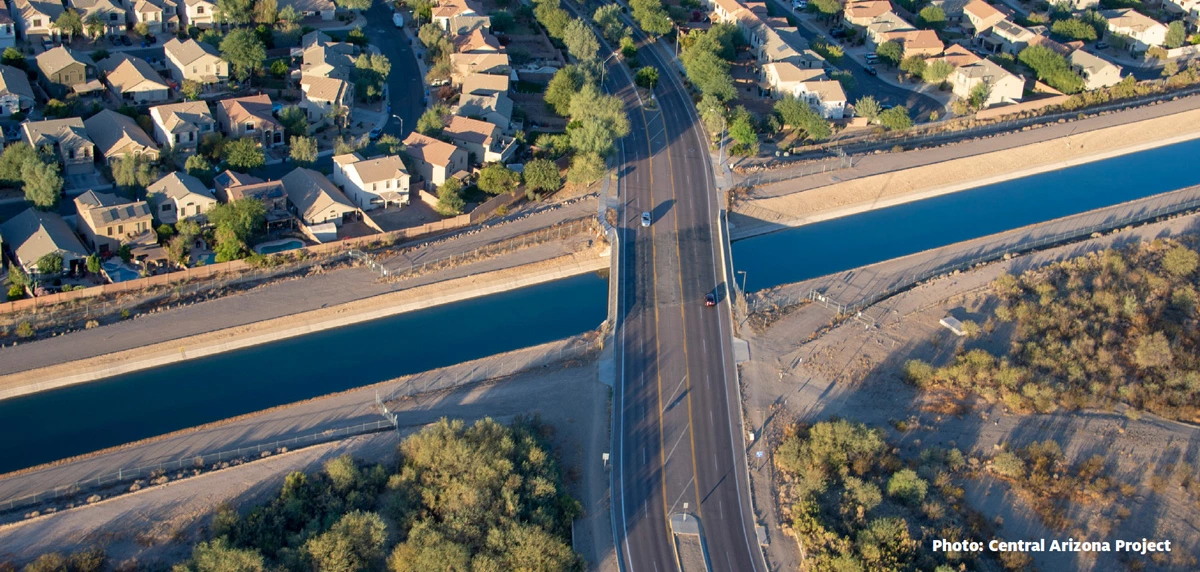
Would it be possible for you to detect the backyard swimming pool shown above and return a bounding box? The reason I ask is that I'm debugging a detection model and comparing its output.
[255,239,305,255]
[101,260,139,283]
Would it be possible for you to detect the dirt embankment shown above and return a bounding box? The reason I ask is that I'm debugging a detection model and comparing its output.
[733,107,1200,237]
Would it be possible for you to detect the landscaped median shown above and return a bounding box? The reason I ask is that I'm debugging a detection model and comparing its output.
[0,248,609,401]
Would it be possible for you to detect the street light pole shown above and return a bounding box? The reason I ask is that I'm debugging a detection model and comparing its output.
[737,270,747,294]
[600,50,621,86]
[391,114,404,136]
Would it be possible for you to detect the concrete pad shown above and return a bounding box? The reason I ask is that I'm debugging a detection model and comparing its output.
[732,336,750,363]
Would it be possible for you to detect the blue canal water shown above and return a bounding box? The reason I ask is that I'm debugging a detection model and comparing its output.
[731,138,1200,292]
[0,273,608,474]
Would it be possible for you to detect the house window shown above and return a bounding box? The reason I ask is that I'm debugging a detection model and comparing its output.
[32,18,40,27]
[244,121,255,131]
[386,180,391,188]
[206,65,211,72]
[197,6,204,13]
[110,13,119,21]
[117,224,124,234]
[174,133,181,143]
[106,226,113,236]
[161,203,172,212]
[192,66,197,74]
[372,183,377,191]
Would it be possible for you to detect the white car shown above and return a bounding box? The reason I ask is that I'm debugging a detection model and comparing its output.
[392,12,404,27]
[641,212,652,227]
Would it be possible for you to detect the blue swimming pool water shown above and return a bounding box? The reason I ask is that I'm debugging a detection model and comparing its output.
[101,261,140,283]
[256,239,305,255]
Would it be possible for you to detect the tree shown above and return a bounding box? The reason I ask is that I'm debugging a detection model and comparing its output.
[181,79,202,100]
[278,105,308,139]
[216,0,255,24]
[111,154,157,192]
[185,154,212,179]
[86,253,101,275]
[1134,332,1173,370]
[563,18,599,62]
[1050,18,1097,41]
[682,39,736,101]
[534,0,571,39]
[22,159,62,209]
[0,142,37,187]
[476,163,519,195]
[209,199,265,261]
[523,158,561,192]
[567,151,606,185]
[290,136,318,165]
[253,0,278,23]
[876,41,904,67]
[635,66,659,89]
[224,138,265,170]
[878,106,913,130]
[544,65,586,116]
[1163,245,1199,277]
[304,511,388,572]
[220,28,267,82]
[886,469,928,505]
[1018,45,1085,94]
[375,134,403,156]
[774,96,830,141]
[568,83,630,156]
[277,4,300,23]
[416,104,450,135]
[84,13,105,38]
[727,106,757,154]
[899,55,926,78]
[854,96,881,121]
[436,178,465,215]
[620,36,638,59]
[1,47,24,68]
[968,80,992,109]
[697,93,727,140]
[335,0,372,10]
[811,0,841,18]
[917,5,945,29]
[630,0,672,36]
[1165,20,1186,49]
[36,252,63,276]
[923,59,953,82]
[53,9,84,42]
[174,538,265,572]
[354,53,391,101]
[593,4,626,41]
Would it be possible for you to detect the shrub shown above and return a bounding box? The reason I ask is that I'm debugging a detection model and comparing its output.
[16,321,34,338]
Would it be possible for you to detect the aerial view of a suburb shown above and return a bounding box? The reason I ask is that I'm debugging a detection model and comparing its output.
[0,0,1199,568]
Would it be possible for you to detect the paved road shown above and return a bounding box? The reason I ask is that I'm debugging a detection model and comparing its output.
[605,13,765,572]
[366,2,424,141]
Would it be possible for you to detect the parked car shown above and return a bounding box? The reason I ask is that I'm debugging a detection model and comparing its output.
[705,293,716,307]
[881,103,895,110]
[41,38,53,51]
[865,66,878,75]
[864,53,879,63]
[146,33,157,44]
[120,35,132,46]
[392,11,404,27]
[1095,41,1108,50]
[369,126,384,140]
[830,28,848,38]
[641,212,652,227]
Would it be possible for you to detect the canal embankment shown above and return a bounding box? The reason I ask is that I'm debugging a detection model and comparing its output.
[730,104,1200,241]
[0,247,609,402]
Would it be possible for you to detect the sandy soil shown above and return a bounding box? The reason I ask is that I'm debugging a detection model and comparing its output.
[732,107,1200,237]
[0,362,616,570]
[740,221,1200,570]
[675,535,707,572]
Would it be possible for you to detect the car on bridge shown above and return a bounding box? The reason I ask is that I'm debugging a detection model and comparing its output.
[641,212,652,227]
[705,292,716,306]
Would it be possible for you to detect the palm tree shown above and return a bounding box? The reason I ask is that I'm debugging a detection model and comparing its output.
[84,13,104,40]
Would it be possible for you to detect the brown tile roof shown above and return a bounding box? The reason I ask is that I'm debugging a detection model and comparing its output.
[218,94,280,129]
[101,55,168,93]
[164,37,221,66]
[83,109,158,158]
[443,115,497,147]
[403,132,461,168]
[939,44,982,66]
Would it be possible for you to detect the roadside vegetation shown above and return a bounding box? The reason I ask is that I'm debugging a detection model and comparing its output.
[986,440,1119,531]
[775,420,1024,570]
[8,418,581,571]
[905,239,1200,422]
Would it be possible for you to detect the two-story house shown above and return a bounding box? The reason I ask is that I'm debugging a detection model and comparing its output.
[35,46,94,98]
[1164,0,1200,30]
[0,8,17,49]
[844,1,893,29]
[761,61,827,99]
[442,115,516,165]
[1101,9,1168,53]
[402,132,468,187]
[878,29,945,57]
[432,0,480,30]
[1068,49,1123,90]
[69,0,126,37]
[83,109,159,163]
[0,64,34,116]
[12,0,64,43]
[149,100,215,155]
[73,190,153,255]
[793,80,848,119]
[450,52,510,86]
[146,171,217,224]
[98,53,170,104]
[280,167,360,228]
[454,28,501,54]
[164,37,227,90]
[299,75,354,127]
[983,18,1037,54]
[177,0,215,28]
[0,208,88,274]
[217,94,284,148]
[332,153,410,210]
[213,170,296,231]
[131,0,178,35]
[23,118,95,175]
[950,57,1024,107]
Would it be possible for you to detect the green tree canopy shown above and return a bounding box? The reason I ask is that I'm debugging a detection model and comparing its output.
[224,138,265,170]
[416,104,451,135]
[774,96,831,141]
[630,0,672,36]
[878,106,913,130]
[216,0,254,23]
[22,158,63,209]
[523,158,562,193]
[1165,20,1186,49]
[173,538,265,572]
[922,59,953,82]
[304,510,388,572]
[876,41,904,67]
[36,252,63,275]
[563,18,599,62]
[53,9,84,40]
[567,151,606,185]
[545,65,587,117]
[593,4,627,41]
[899,55,927,77]
[1050,18,1097,41]
[1018,45,1085,94]
[917,5,945,29]
[208,198,266,248]
[289,136,318,165]
[854,96,881,121]
[220,28,267,81]
[436,178,465,215]
[568,83,630,156]
[476,163,520,195]
[635,66,659,89]
[334,0,372,10]
[111,154,158,193]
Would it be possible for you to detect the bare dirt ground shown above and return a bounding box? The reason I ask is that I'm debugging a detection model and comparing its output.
[0,362,616,570]
[741,215,1200,571]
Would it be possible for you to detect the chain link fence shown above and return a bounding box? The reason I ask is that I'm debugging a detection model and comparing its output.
[747,187,1200,317]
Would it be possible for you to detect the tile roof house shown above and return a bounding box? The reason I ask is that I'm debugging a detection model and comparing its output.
[929,0,972,18]
[35,46,96,97]
[403,132,468,187]
[0,8,17,50]
[178,0,216,28]
[300,75,354,127]
[68,0,126,37]
[132,0,179,35]
[794,80,848,119]
[864,11,916,44]
[1068,49,1123,90]
[331,153,410,210]
[962,0,1008,35]
[878,29,945,57]
[73,190,154,254]
[279,0,335,19]
[83,109,160,163]
[761,61,827,98]
[432,0,480,30]
[450,52,510,85]
[280,167,360,227]
[301,40,356,80]
[457,91,513,132]
[12,0,65,42]
[454,28,502,54]
[950,57,1024,107]
[984,18,1037,55]
[23,118,95,175]
[1101,9,1168,52]
[442,115,516,165]
[213,170,295,230]
[1164,0,1200,27]
[146,171,217,224]
[844,1,893,28]
[98,53,170,104]
[149,100,216,155]
[937,44,983,67]
[164,37,227,89]
[0,208,88,274]
[447,14,491,35]
[459,72,509,98]
[217,94,284,148]
[0,64,34,116]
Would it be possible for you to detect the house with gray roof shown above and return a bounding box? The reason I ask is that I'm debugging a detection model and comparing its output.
[146,172,217,224]
[23,117,96,175]
[0,64,34,116]
[84,109,160,163]
[0,208,88,275]
[280,167,359,228]
[1068,49,1123,90]
[73,190,153,255]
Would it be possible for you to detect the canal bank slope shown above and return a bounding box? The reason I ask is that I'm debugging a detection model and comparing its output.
[0,248,609,401]
[731,104,1200,240]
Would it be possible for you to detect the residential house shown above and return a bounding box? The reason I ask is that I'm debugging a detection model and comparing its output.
[0,208,88,274]
[442,115,516,165]
[300,39,356,79]
[455,28,502,54]
[145,171,217,224]
[844,1,893,28]
[930,0,971,19]
[962,0,1007,36]
[164,37,227,90]
[83,109,160,163]
[35,46,96,97]
[0,64,34,116]
[132,0,179,35]
[1101,9,1168,52]
[450,52,510,85]
[710,0,743,23]
[402,132,468,187]
[12,0,64,42]
[149,100,216,155]
[177,0,216,28]
[0,9,17,49]
[794,80,847,119]
[983,18,1037,54]
[864,12,916,45]
[457,90,513,131]
[73,190,154,255]
[23,118,95,175]
[279,0,335,19]
[1068,49,1123,89]
[761,61,827,98]
[280,167,360,227]
[460,72,509,98]
[1164,0,1200,29]
[937,43,983,67]
[69,0,126,37]
[447,14,491,35]
[299,75,354,127]
[1061,0,1100,10]
[217,94,284,148]
[98,53,170,104]
[950,57,1023,107]
[750,24,823,69]
[213,170,295,230]
[331,153,410,210]
[432,0,480,30]
[878,29,944,57]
